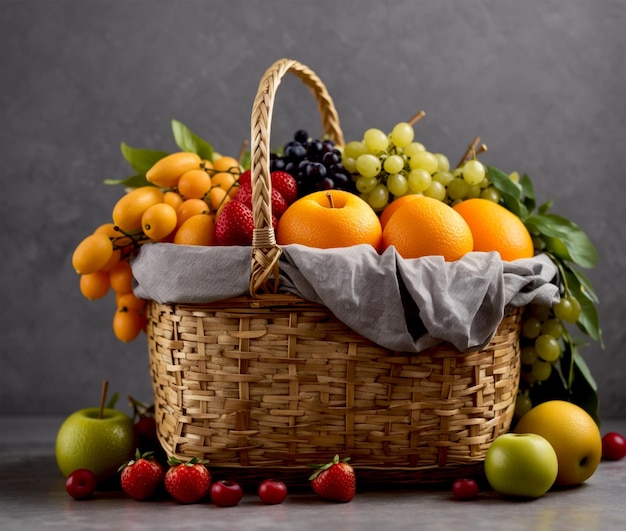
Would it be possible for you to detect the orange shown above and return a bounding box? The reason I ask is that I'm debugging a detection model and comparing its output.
[382,195,473,261]
[173,213,215,246]
[515,400,602,485]
[452,198,534,261]
[276,190,382,250]
[379,193,421,229]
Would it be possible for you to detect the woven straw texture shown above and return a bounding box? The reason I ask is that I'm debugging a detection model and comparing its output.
[145,59,523,485]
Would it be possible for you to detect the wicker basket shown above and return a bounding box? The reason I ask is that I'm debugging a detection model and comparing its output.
[145,58,522,486]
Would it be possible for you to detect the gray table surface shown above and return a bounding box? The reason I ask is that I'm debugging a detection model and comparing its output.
[1,416,625,530]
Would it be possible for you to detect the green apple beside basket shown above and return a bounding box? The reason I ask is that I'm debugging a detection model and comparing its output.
[145,58,522,486]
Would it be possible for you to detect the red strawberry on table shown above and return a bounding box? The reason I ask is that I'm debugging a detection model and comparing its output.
[119,450,165,501]
[309,454,356,502]
[164,457,211,504]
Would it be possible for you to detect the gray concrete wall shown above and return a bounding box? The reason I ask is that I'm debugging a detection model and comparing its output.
[1,0,624,417]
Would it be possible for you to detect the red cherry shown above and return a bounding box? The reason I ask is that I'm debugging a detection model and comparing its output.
[210,480,243,507]
[65,469,97,500]
[602,432,626,461]
[258,479,288,505]
[452,478,479,500]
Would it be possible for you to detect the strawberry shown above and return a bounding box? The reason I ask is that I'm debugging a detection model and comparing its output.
[164,457,211,504]
[309,455,356,502]
[271,171,298,204]
[119,449,165,501]
[214,200,255,245]
[234,177,290,219]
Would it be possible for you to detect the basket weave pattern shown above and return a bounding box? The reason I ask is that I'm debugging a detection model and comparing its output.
[148,298,521,475]
[145,59,523,484]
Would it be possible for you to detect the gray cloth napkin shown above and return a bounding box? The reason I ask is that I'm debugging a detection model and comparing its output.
[131,243,559,354]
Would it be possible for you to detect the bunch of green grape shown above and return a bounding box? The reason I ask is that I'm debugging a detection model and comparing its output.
[341,120,502,210]
[515,293,583,417]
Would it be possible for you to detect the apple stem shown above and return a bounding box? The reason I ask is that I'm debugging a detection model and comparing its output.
[325,192,335,208]
[407,110,426,126]
[99,379,109,419]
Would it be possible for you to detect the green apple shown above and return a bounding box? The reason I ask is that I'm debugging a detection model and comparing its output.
[484,433,558,498]
[55,407,134,482]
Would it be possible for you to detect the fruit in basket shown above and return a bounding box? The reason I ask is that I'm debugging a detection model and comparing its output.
[112,306,144,343]
[234,169,297,219]
[379,193,421,229]
[276,190,382,250]
[601,432,626,461]
[173,213,215,246]
[65,468,98,500]
[72,233,114,275]
[484,433,558,498]
[309,454,356,502]
[214,200,255,246]
[79,270,111,300]
[210,480,244,507]
[56,407,134,482]
[452,198,534,261]
[258,479,288,505]
[141,202,178,241]
[270,130,356,196]
[119,450,165,501]
[146,151,202,188]
[177,168,213,200]
[514,400,602,485]
[112,186,164,232]
[164,457,211,504]
[382,195,473,261]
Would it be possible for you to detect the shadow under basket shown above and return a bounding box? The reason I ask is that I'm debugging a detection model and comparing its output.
[146,296,522,487]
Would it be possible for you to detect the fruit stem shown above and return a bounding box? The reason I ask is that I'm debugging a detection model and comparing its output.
[325,192,335,208]
[237,139,249,165]
[457,136,481,168]
[99,379,109,419]
[407,110,426,126]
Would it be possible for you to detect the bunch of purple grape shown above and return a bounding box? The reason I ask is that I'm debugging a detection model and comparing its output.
[270,130,357,198]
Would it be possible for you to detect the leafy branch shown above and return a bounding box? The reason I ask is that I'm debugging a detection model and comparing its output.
[488,166,602,423]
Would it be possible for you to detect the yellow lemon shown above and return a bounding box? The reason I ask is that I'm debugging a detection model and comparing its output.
[514,400,602,485]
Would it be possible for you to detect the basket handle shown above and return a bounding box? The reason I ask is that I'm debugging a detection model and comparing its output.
[248,58,344,296]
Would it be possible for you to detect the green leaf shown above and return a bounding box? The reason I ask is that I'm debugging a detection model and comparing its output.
[487,166,528,219]
[524,213,598,268]
[519,173,536,213]
[106,392,119,409]
[571,352,600,426]
[171,119,213,160]
[103,175,152,188]
[239,150,251,171]
[563,268,603,344]
[120,142,169,176]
